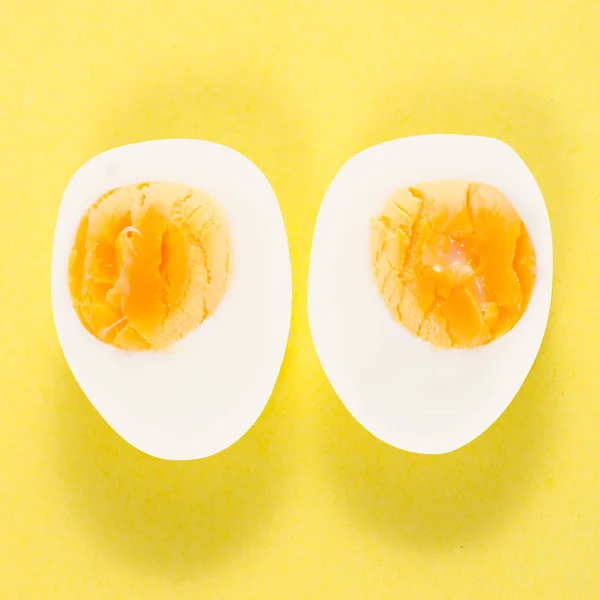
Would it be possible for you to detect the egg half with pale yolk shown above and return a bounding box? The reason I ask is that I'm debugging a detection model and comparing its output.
[52,140,292,460]
[308,135,552,454]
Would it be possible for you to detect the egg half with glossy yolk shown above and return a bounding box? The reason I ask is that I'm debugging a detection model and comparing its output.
[52,140,292,460]
[308,135,552,454]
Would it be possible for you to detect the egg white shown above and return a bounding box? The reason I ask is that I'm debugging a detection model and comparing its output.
[52,139,292,460]
[308,135,552,454]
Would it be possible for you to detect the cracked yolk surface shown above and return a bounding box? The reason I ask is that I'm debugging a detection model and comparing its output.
[69,182,231,351]
[370,180,536,348]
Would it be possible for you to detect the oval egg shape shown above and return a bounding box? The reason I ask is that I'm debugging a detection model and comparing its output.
[308,135,552,454]
[52,139,292,460]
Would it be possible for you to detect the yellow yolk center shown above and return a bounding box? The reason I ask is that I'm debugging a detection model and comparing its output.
[69,182,231,351]
[370,180,536,349]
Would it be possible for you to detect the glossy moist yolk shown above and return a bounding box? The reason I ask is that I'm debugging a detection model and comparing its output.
[370,180,536,349]
[69,182,231,351]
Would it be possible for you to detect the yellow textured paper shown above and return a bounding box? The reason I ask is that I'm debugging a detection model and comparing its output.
[0,1,598,598]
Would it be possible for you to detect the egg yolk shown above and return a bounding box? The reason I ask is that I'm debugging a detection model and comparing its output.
[370,180,536,349]
[69,182,231,351]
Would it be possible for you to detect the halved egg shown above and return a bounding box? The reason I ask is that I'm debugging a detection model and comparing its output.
[52,139,292,460]
[308,135,552,454]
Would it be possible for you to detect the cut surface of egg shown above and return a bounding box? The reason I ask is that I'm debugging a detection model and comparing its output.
[308,135,552,454]
[370,180,536,349]
[69,181,232,351]
[52,140,292,460]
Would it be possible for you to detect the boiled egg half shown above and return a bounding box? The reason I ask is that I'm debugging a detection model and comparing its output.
[308,135,552,454]
[52,139,292,460]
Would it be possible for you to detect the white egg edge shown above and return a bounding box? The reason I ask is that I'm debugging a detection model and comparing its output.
[52,139,292,460]
[308,134,553,454]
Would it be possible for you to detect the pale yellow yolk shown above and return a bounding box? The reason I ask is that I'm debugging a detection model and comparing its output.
[370,180,536,349]
[69,182,232,351]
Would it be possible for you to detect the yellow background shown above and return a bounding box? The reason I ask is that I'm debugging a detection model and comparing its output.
[0,1,598,598]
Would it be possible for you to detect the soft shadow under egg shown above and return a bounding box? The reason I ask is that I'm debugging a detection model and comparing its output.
[318,336,557,550]
[54,360,286,575]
